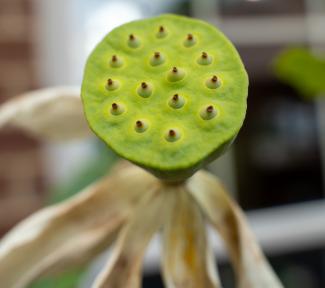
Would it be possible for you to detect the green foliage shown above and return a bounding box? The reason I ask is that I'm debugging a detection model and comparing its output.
[29,268,84,288]
[274,47,325,99]
[82,14,248,181]
[50,141,118,204]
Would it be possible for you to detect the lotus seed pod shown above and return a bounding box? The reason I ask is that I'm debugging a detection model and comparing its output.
[82,14,248,182]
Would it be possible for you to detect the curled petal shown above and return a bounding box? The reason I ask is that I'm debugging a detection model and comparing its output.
[0,86,92,140]
[162,187,221,288]
[0,163,156,288]
[187,171,284,288]
[93,185,176,288]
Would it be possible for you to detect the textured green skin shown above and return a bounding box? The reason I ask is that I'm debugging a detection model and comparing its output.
[81,14,248,181]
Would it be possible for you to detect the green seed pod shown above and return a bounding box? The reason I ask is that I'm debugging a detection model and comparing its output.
[167,66,185,82]
[197,52,212,65]
[156,25,168,38]
[110,55,123,68]
[128,34,140,48]
[183,33,196,47]
[106,78,119,91]
[168,94,185,109]
[134,120,148,133]
[82,14,248,182]
[110,102,125,116]
[137,82,153,98]
[150,52,165,66]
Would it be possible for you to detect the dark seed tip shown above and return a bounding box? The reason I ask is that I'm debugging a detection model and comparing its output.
[159,26,164,32]
[154,52,160,58]
[173,94,179,101]
[207,105,214,113]
[202,52,208,59]
[112,103,118,110]
[187,34,193,40]
[112,55,117,62]
[141,82,148,89]
[107,78,113,85]
[129,34,135,40]
[211,75,218,82]
[169,129,176,137]
[172,67,178,73]
[136,120,143,128]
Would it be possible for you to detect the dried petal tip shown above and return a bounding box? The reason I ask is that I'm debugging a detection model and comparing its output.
[137,82,152,98]
[110,55,123,68]
[206,75,221,89]
[135,119,148,133]
[169,93,185,109]
[200,105,217,120]
[150,52,164,66]
[197,52,212,65]
[167,67,185,82]
[184,33,196,47]
[110,102,125,115]
[165,128,181,142]
[106,78,119,91]
[128,34,140,48]
[156,25,167,38]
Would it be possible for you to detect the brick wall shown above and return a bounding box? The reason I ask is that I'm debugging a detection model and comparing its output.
[0,0,45,235]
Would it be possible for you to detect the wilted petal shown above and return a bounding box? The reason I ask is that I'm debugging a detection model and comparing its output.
[93,184,176,288]
[0,163,157,288]
[0,86,92,140]
[187,171,284,288]
[162,187,221,288]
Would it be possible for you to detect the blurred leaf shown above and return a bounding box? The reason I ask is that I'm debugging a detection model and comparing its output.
[274,48,325,99]
[29,268,84,288]
[50,141,119,204]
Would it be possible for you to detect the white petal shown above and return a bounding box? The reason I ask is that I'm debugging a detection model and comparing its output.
[187,170,284,288]
[93,184,176,288]
[0,163,156,288]
[0,86,92,140]
[162,187,221,288]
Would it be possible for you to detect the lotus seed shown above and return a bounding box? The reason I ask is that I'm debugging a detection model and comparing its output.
[165,129,181,142]
[150,52,165,66]
[200,105,217,120]
[137,82,152,98]
[197,52,212,65]
[106,78,119,91]
[206,75,220,89]
[156,26,167,38]
[110,103,124,115]
[128,34,140,48]
[135,120,148,133]
[110,55,123,68]
[183,33,196,47]
[168,93,185,109]
[167,67,185,82]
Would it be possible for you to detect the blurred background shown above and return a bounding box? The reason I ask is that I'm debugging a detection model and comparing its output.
[0,0,325,287]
